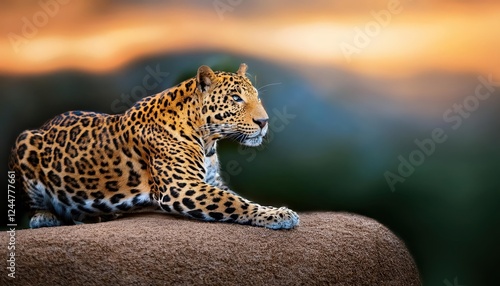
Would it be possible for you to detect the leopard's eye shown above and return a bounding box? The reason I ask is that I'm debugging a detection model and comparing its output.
[232,95,244,103]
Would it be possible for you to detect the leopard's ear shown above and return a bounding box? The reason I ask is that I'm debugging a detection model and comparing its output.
[237,63,247,77]
[197,65,216,93]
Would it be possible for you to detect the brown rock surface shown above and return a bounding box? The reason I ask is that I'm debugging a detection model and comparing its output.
[1,212,420,286]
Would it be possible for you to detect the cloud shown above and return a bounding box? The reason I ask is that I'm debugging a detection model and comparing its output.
[1,0,498,76]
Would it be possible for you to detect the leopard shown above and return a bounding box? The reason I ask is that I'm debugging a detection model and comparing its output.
[9,63,299,230]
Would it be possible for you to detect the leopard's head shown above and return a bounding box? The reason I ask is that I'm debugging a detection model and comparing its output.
[197,63,269,147]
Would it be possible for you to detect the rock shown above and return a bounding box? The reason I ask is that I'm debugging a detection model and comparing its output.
[0,212,420,285]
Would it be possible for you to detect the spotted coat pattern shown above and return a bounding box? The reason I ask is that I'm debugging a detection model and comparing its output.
[9,64,299,230]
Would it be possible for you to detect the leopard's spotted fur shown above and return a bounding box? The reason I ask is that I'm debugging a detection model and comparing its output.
[9,64,299,230]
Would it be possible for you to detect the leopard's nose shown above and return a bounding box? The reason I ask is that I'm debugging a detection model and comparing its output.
[253,118,269,129]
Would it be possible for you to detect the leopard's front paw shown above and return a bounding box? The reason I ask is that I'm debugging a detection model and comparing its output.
[254,206,300,230]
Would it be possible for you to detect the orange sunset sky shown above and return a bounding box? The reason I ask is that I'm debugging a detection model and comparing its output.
[1,0,499,76]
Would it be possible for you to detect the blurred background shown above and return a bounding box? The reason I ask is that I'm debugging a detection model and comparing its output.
[1,0,499,284]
